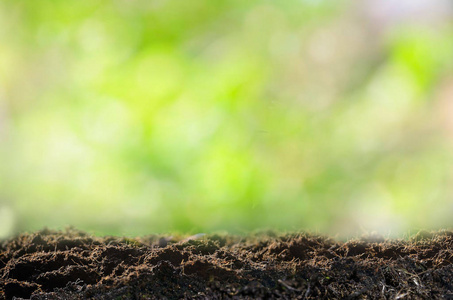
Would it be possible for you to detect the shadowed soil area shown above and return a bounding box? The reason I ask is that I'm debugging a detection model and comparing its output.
[1,229,453,299]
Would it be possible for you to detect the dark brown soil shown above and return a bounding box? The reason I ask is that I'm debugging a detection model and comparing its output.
[1,229,453,299]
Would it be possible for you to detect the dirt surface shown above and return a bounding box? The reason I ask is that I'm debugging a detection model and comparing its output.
[1,229,453,299]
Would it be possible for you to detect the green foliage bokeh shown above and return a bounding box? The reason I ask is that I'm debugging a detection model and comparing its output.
[1,0,453,237]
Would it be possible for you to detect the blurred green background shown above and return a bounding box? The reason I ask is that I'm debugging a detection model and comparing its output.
[1,0,453,238]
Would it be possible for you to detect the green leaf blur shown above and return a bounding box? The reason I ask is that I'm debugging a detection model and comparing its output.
[1,0,453,238]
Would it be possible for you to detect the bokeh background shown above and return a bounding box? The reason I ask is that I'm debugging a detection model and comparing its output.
[1,0,453,238]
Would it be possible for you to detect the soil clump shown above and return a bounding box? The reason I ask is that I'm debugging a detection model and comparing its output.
[1,229,453,299]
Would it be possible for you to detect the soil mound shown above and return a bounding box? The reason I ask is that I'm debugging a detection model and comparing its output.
[1,229,453,299]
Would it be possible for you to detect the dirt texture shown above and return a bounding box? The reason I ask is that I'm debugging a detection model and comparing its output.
[1,228,453,299]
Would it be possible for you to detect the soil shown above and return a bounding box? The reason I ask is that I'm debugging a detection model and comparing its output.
[1,229,453,299]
